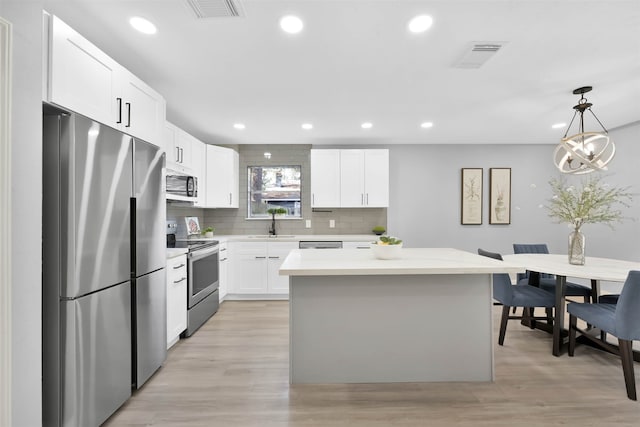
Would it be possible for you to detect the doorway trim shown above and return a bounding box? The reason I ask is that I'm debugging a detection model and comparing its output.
[0,15,13,427]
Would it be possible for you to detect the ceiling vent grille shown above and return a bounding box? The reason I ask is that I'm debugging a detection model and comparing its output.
[453,42,506,69]
[186,0,245,18]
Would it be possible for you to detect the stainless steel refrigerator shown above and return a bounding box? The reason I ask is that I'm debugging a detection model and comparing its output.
[43,109,166,427]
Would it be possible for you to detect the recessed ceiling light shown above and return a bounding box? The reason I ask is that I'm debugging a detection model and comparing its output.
[551,122,566,129]
[233,123,246,130]
[408,15,433,33]
[129,16,157,35]
[420,122,434,128]
[361,122,373,129]
[301,123,313,130]
[280,15,304,34]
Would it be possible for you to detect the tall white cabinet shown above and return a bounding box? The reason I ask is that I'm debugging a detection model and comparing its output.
[205,145,239,208]
[311,149,389,208]
[46,14,165,146]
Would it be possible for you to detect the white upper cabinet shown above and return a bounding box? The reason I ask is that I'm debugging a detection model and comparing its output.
[120,73,165,144]
[46,15,165,146]
[310,149,341,207]
[311,149,389,208]
[165,121,197,174]
[48,15,119,127]
[339,150,366,207]
[205,145,239,208]
[362,149,389,207]
[190,139,206,207]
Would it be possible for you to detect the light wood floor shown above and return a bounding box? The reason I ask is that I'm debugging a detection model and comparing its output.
[104,301,640,427]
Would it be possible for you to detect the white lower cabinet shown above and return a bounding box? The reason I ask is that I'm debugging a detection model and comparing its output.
[166,254,187,349]
[218,241,229,301]
[266,242,295,293]
[229,241,297,297]
[342,240,374,249]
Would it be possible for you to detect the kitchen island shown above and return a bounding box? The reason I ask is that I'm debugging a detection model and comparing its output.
[279,248,522,384]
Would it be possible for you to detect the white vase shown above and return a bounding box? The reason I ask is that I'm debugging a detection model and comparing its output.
[568,229,585,265]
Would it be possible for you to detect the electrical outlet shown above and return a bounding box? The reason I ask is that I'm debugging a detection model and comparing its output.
[305,220,311,228]
[329,219,335,228]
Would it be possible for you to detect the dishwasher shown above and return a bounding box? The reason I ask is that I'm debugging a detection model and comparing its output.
[298,241,343,249]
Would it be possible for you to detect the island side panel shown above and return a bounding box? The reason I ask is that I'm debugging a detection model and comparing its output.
[289,274,493,384]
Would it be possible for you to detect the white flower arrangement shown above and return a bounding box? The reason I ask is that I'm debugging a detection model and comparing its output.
[546,175,633,231]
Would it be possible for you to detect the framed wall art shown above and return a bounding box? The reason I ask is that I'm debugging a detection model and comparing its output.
[489,168,511,224]
[461,168,483,225]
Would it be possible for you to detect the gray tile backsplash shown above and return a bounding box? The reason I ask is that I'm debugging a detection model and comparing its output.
[168,144,387,237]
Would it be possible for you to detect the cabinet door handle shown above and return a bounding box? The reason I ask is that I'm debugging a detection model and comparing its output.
[366,193,369,205]
[173,263,185,269]
[179,147,184,163]
[229,193,232,206]
[116,97,122,124]
[255,256,266,259]
[125,102,131,127]
[268,256,279,259]
[312,194,315,205]
[173,277,186,284]
[175,147,180,162]
[361,194,364,205]
[220,257,227,262]
[220,248,227,252]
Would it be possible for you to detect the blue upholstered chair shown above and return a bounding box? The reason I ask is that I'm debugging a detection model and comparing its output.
[478,249,556,346]
[568,270,640,400]
[513,243,593,303]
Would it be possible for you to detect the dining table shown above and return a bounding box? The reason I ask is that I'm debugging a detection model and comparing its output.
[502,253,640,357]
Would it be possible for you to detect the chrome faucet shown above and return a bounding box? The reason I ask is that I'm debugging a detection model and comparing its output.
[269,216,277,236]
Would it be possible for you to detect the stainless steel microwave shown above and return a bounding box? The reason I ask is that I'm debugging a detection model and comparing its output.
[166,173,197,199]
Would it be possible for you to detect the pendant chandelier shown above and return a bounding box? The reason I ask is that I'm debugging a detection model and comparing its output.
[553,86,615,175]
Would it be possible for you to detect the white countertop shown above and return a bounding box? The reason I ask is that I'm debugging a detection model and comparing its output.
[280,248,524,276]
[177,234,375,243]
[166,248,188,259]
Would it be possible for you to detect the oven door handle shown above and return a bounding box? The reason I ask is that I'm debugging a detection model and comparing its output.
[189,245,219,260]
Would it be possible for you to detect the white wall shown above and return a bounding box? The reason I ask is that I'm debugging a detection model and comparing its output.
[0,1,43,426]
[387,123,640,260]
[387,123,640,292]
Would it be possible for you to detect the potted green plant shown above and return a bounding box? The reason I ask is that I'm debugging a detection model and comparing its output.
[371,235,403,259]
[372,225,386,235]
[202,226,214,238]
[267,207,288,217]
[267,208,287,236]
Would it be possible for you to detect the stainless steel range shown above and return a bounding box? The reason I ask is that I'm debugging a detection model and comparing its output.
[167,221,219,336]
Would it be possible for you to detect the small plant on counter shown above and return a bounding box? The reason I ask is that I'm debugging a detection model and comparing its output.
[375,236,402,245]
[202,227,214,235]
[372,225,386,235]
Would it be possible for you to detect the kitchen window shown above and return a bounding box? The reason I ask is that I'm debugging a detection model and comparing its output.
[247,165,302,218]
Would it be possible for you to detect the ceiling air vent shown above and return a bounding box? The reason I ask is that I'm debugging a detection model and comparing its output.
[453,42,506,69]
[186,0,245,18]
